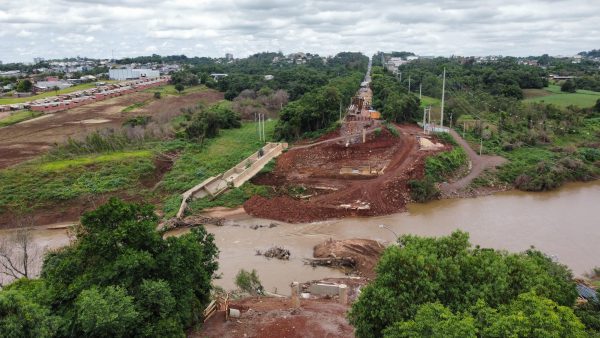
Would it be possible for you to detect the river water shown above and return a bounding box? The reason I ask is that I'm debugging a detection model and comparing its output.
[4,181,600,294]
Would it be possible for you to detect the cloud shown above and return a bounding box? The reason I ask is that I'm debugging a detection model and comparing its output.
[0,0,598,62]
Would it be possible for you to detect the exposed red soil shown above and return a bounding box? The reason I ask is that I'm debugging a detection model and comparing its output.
[245,124,446,223]
[0,89,223,169]
[313,238,385,278]
[193,297,354,338]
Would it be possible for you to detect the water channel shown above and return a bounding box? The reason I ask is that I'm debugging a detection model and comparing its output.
[5,180,600,295]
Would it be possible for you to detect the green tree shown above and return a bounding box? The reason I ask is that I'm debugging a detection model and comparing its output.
[482,292,586,337]
[383,303,477,338]
[594,98,600,113]
[561,79,577,93]
[0,290,64,338]
[74,286,139,337]
[39,198,219,336]
[174,83,185,93]
[16,79,32,92]
[348,231,578,338]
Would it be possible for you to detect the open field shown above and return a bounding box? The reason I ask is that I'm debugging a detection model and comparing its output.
[0,110,43,127]
[524,84,600,108]
[244,124,445,222]
[420,95,441,107]
[0,82,118,105]
[0,85,221,169]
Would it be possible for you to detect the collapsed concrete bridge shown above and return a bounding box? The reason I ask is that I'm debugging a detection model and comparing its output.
[176,142,287,218]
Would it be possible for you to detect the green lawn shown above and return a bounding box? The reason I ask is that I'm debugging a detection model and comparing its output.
[145,85,208,96]
[0,82,115,105]
[524,84,600,108]
[0,110,43,127]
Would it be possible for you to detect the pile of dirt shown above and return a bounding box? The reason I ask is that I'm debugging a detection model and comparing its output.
[312,238,385,278]
[192,297,354,338]
[245,124,442,223]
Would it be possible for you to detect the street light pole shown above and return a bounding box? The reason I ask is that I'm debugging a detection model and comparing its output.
[378,224,399,239]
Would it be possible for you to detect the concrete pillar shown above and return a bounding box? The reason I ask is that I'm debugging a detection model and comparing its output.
[362,128,366,143]
[338,284,348,305]
[291,282,300,308]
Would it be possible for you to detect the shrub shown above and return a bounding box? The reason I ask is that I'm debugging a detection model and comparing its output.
[154,91,161,99]
[425,147,468,181]
[235,269,264,295]
[408,177,440,202]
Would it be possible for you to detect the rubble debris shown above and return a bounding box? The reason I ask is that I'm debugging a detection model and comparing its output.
[257,246,291,260]
[312,238,385,278]
[160,215,224,231]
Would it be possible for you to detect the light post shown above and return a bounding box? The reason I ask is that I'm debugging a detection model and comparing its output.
[378,224,399,239]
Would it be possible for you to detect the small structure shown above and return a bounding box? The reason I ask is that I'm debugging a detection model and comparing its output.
[210,73,228,81]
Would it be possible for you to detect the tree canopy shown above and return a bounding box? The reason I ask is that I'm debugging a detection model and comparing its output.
[0,198,219,337]
[349,231,580,338]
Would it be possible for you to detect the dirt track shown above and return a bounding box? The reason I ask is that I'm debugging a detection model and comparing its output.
[439,128,507,195]
[0,89,223,169]
[245,124,446,222]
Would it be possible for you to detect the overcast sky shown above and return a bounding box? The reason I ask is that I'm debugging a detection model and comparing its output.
[1,0,599,63]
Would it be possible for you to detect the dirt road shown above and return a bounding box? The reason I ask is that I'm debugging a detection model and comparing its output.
[439,128,506,195]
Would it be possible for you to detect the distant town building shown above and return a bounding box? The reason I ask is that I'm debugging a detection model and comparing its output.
[225,53,233,60]
[0,70,21,78]
[210,73,228,81]
[34,80,72,92]
[33,57,44,64]
[109,68,160,80]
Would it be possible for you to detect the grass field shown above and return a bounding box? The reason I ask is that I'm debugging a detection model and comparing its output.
[144,84,208,96]
[524,84,600,108]
[0,110,43,127]
[0,82,119,105]
[39,150,153,171]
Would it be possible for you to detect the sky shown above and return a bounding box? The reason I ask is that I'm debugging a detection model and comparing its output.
[1,0,599,63]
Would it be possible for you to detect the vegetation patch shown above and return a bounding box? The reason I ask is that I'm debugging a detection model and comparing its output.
[525,84,600,108]
[0,110,43,127]
[38,150,152,171]
[121,101,148,112]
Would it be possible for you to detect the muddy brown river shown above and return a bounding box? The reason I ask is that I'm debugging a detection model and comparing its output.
[3,181,600,295]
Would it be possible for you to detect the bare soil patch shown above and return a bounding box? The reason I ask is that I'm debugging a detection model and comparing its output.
[193,297,354,338]
[245,124,441,222]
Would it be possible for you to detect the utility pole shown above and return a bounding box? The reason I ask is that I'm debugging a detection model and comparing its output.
[408,75,411,92]
[440,67,446,128]
[399,72,402,83]
[422,107,427,131]
[419,83,422,100]
[339,100,342,121]
[479,138,483,156]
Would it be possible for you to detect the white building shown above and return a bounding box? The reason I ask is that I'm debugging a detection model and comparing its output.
[109,68,160,80]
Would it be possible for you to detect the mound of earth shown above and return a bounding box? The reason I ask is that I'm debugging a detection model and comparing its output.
[313,238,385,278]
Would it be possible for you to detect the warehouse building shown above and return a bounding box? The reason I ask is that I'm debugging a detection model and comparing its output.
[109,68,160,81]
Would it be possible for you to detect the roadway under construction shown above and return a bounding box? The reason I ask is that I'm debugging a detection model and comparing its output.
[244,58,450,222]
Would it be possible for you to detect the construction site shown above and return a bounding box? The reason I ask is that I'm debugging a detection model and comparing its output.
[244,63,450,223]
